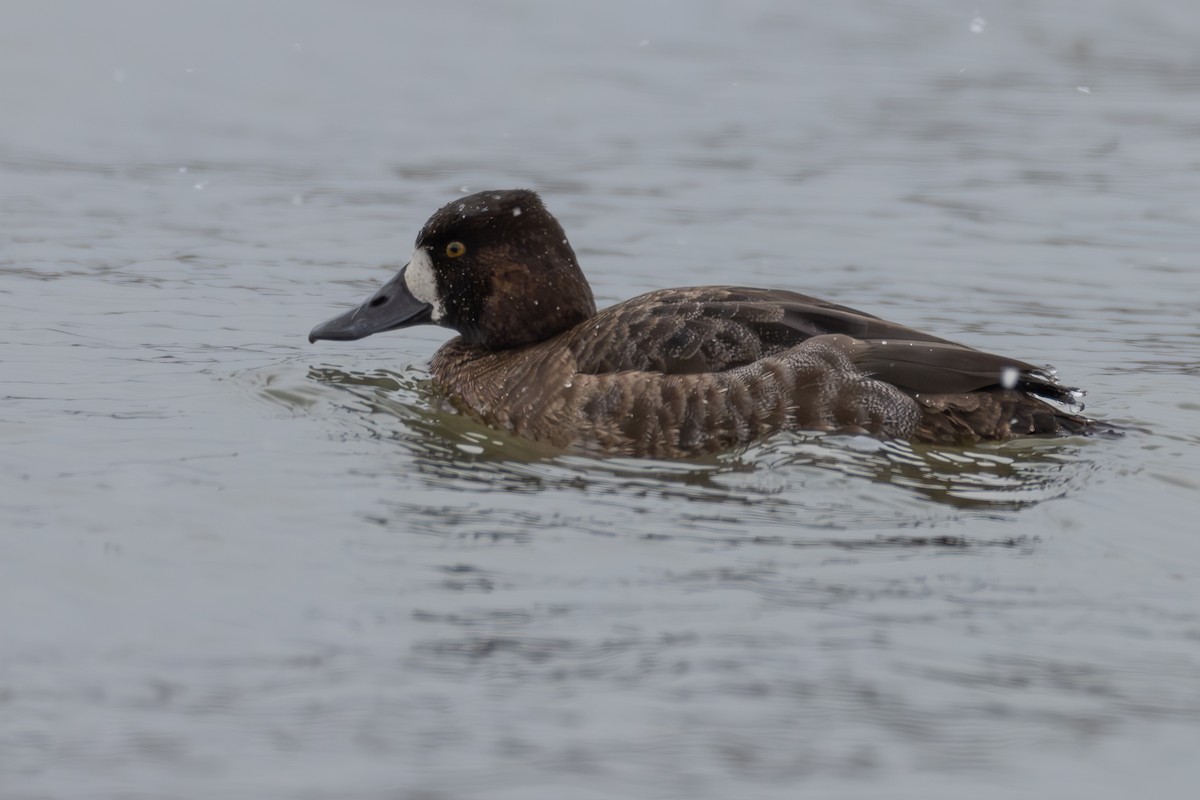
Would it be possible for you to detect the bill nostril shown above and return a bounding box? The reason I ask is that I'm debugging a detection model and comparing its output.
[369,295,388,308]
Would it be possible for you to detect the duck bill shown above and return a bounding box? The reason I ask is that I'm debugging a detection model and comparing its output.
[308,266,432,343]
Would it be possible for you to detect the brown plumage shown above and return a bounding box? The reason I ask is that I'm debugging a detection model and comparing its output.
[309,189,1095,458]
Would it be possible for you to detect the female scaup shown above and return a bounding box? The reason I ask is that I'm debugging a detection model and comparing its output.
[309,190,1094,457]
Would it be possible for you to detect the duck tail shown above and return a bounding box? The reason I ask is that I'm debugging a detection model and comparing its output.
[915,389,1098,444]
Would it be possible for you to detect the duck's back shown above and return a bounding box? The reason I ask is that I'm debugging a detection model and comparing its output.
[431,286,1091,457]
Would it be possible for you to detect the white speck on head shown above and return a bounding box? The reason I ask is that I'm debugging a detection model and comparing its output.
[512,207,522,217]
[969,16,986,33]
[404,248,445,322]
[1001,366,1020,389]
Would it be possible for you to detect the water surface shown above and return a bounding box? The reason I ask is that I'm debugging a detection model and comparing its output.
[3,2,1200,798]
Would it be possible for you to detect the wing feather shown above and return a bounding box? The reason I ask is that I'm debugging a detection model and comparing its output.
[562,286,1076,402]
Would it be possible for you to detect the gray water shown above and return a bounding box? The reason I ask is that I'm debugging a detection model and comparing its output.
[3,1,1199,798]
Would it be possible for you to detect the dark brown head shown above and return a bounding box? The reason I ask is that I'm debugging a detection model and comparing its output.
[308,189,596,350]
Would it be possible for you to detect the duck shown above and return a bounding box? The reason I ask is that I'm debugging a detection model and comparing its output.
[308,189,1094,458]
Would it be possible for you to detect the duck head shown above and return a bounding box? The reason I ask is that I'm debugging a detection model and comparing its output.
[308,189,596,350]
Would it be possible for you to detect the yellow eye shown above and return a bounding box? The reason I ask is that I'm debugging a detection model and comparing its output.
[445,241,466,258]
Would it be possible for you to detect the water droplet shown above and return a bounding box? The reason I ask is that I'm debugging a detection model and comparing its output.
[178,166,188,173]
[193,181,209,191]
[291,195,303,206]
[112,68,126,83]
[969,16,986,33]
[638,40,650,47]
[1076,86,1091,94]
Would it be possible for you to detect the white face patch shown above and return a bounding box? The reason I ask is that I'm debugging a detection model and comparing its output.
[404,247,445,323]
